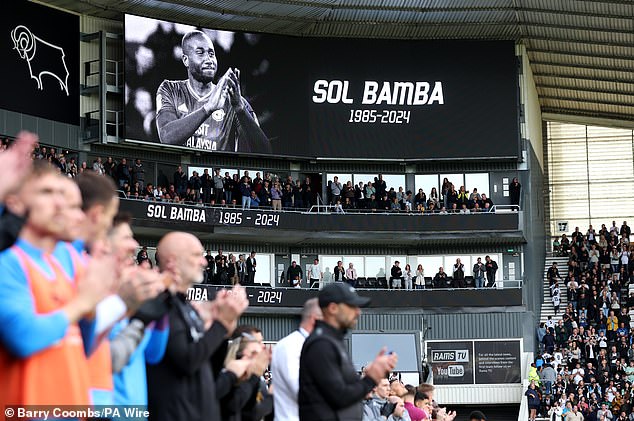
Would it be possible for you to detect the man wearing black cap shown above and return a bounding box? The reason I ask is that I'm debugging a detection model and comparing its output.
[299,283,398,421]
[469,410,487,421]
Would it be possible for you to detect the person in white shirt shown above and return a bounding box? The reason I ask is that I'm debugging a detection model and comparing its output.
[309,258,322,289]
[271,298,323,421]
[345,263,357,287]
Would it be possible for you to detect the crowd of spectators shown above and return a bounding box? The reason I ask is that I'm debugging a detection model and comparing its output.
[26,140,505,215]
[531,223,634,420]
[327,175,499,214]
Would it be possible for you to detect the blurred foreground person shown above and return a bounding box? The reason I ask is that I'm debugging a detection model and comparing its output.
[271,298,322,421]
[0,161,117,406]
[299,283,398,421]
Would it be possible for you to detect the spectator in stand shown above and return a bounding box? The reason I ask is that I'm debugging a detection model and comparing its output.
[473,258,486,289]
[390,261,403,289]
[309,258,322,289]
[269,181,282,211]
[526,380,541,421]
[433,267,448,288]
[375,174,387,199]
[240,178,252,209]
[213,169,224,204]
[132,159,145,191]
[620,221,630,239]
[173,165,187,197]
[485,255,498,287]
[548,262,563,286]
[452,258,465,288]
[287,261,303,288]
[117,158,131,188]
[402,264,413,290]
[346,263,358,287]
[330,176,343,205]
[510,177,521,206]
[201,169,212,204]
[415,264,425,290]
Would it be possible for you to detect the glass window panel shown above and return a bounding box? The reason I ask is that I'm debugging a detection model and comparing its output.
[254,254,272,284]
[365,256,386,278]
[440,174,463,192]
[464,173,489,198]
[417,256,443,278]
[353,174,406,193]
[343,256,365,278]
[414,175,439,197]
[321,256,342,283]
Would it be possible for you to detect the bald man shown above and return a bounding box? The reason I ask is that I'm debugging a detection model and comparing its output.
[155,30,270,154]
[147,232,249,421]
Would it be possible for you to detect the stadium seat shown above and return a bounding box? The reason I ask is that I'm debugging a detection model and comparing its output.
[356,277,366,288]
[424,277,433,289]
[377,277,388,289]
[367,277,377,288]
[465,276,474,288]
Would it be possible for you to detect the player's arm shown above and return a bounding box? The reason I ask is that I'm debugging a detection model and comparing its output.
[226,69,271,154]
[156,81,210,146]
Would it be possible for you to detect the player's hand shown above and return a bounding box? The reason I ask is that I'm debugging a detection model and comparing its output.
[118,266,165,313]
[203,70,230,115]
[225,68,244,111]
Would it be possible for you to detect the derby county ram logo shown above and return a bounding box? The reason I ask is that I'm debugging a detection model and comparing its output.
[10,25,70,96]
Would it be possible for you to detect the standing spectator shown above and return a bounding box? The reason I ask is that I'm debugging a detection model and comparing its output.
[240,178,252,209]
[287,260,303,288]
[188,171,202,202]
[374,174,387,200]
[309,258,322,289]
[620,221,630,239]
[453,258,465,288]
[298,283,397,421]
[510,177,521,206]
[132,159,145,191]
[117,158,131,188]
[525,381,540,421]
[548,262,562,286]
[223,172,234,204]
[403,264,413,290]
[173,165,187,197]
[201,169,212,204]
[204,250,214,283]
[246,251,257,286]
[271,299,322,421]
[333,261,345,283]
[485,255,498,287]
[271,181,282,211]
[473,258,486,289]
[390,261,403,289]
[552,287,561,315]
[237,254,247,285]
[415,264,425,289]
[330,176,343,205]
[213,169,224,204]
[346,263,357,287]
[92,157,105,175]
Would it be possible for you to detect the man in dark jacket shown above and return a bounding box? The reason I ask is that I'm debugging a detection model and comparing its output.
[147,232,249,421]
[485,255,498,287]
[299,283,397,421]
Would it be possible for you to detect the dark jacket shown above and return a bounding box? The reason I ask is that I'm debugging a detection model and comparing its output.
[299,321,375,421]
[147,293,229,421]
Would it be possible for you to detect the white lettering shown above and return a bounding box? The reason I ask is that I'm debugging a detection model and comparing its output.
[429,81,444,104]
[362,81,378,104]
[312,79,328,103]
[413,82,430,105]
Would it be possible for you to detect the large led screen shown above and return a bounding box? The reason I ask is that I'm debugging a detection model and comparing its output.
[125,14,519,160]
[1,0,79,125]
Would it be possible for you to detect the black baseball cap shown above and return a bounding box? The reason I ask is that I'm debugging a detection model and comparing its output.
[318,283,371,308]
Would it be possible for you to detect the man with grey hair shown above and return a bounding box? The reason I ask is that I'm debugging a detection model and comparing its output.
[271,298,323,421]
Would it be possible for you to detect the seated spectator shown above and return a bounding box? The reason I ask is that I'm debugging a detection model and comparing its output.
[249,191,261,208]
[433,267,448,288]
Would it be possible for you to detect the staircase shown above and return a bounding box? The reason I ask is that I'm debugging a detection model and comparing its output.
[539,255,569,324]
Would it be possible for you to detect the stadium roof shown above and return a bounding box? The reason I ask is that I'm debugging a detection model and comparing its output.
[40,0,634,128]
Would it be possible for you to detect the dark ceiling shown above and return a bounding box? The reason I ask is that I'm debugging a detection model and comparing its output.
[38,0,634,127]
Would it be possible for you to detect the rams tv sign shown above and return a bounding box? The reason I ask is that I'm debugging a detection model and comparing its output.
[426,340,521,385]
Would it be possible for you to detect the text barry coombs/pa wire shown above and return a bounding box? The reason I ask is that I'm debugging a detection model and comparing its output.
[5,406,150,420]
